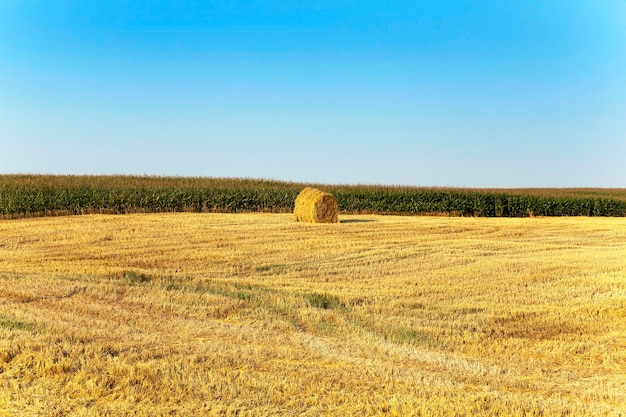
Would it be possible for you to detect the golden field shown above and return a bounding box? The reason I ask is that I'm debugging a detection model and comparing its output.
[0,213,625,416]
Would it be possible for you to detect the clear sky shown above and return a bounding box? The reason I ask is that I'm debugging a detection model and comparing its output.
[1,1,625,187]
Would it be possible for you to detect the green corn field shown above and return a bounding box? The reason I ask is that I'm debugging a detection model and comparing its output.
[1,174,626,218]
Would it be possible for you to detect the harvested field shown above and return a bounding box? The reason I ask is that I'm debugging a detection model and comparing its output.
[1,213,625,416]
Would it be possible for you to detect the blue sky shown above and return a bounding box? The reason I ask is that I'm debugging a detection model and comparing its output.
[1,1,625,187]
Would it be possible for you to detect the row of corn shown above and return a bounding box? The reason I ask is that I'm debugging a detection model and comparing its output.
[1,175,625,218]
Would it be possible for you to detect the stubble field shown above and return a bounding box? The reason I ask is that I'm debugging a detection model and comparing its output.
[1,213,625,416]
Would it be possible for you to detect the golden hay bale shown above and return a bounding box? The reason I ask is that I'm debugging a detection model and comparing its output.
[294,187,339,223]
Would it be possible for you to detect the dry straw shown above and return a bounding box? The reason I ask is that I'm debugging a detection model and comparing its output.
[294,187,339,223]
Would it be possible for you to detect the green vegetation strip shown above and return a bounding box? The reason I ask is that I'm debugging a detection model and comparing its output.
[2,174,626,218]
[0,315,34,331]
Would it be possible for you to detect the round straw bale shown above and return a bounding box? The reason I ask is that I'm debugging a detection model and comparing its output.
[294,187,339,223]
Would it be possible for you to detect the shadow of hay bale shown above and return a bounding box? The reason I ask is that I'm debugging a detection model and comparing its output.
[340,219,375,224]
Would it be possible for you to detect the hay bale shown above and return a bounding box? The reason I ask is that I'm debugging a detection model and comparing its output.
[294,187,339,223]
